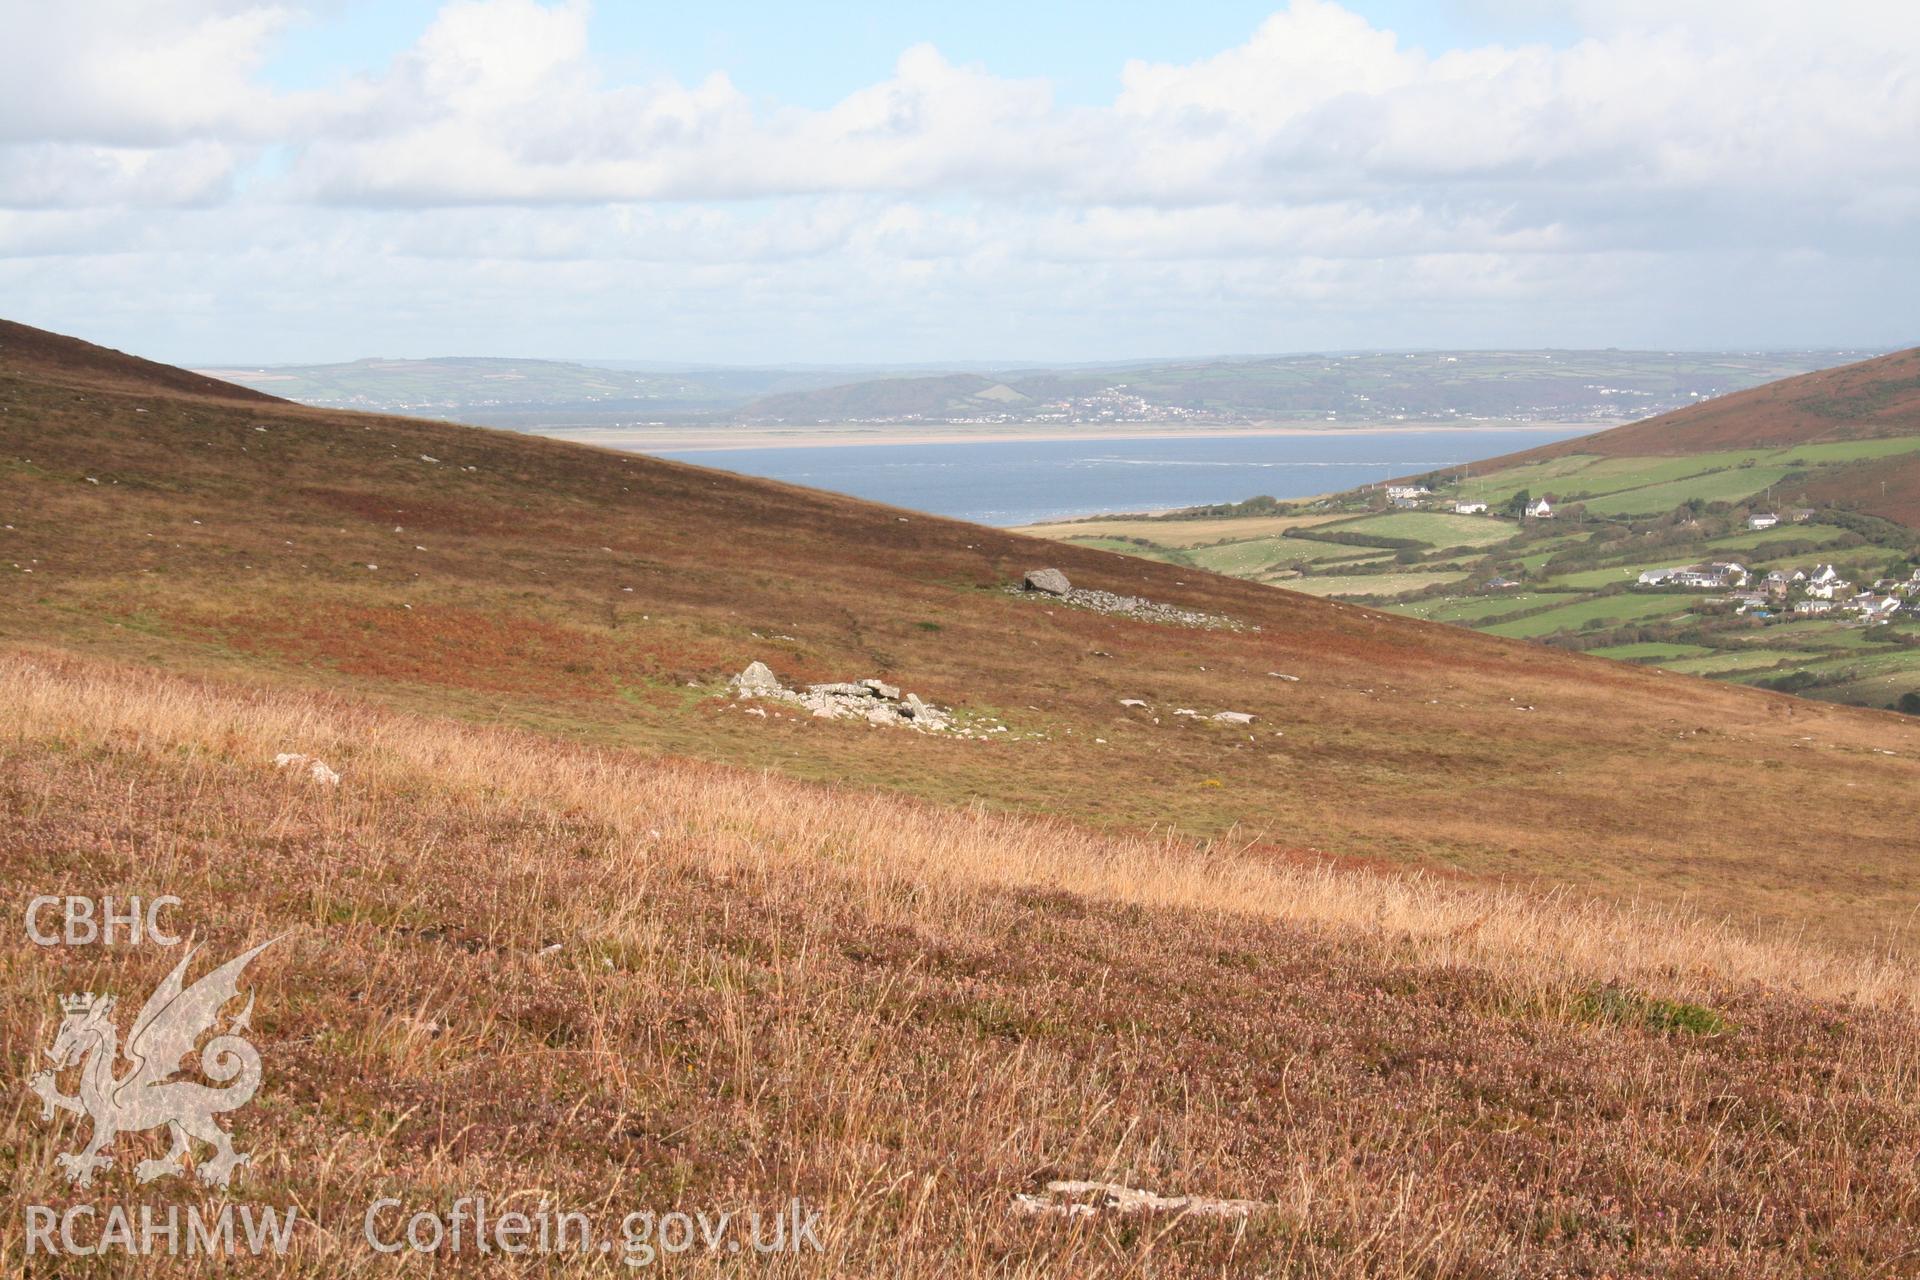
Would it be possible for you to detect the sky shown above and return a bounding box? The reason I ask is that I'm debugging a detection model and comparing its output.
[2,0,1917,366]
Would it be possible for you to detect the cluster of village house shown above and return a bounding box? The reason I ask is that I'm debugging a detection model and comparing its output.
[1631,510,1916,621]
[1636,557,1918,622]
[1375,486,1917,622]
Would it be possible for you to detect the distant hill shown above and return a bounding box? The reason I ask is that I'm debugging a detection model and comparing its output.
[743,372,1033,420]
[735,350,1867,425]
[192,355,860,425]
[196,347,1868,429]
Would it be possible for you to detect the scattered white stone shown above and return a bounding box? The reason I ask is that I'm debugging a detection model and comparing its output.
[419,454,439,463]
[1013,1181,1259,1221]
[1212,711,1256,725]
[1119,698,1149,708]
[1007,582,1248,631]
[1268,672,1301,682]
[273,753,341,786]
[727,662,978,735]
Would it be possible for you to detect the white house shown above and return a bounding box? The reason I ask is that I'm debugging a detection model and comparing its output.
[1747,513,1779,530]
[1794,599,1834,616]
[1639,562,1747,589]
[1525,498,1554,519]
[1453,501,1489,515]
[1386,484,1431,501]
[1804,566,1852,600]
[1844,593,1902,621]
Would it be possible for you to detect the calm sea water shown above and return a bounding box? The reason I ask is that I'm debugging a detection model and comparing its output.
[649,428,1593,526]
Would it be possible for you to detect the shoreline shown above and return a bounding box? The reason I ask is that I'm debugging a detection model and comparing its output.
[536,420,1604,454]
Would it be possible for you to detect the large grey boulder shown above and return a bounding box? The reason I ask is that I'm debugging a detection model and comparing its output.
[730,661,784,697]
[860,678,901,700]
[1023,568,1071,595]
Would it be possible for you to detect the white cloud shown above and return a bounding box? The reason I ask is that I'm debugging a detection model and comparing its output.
[0,0,1916,359]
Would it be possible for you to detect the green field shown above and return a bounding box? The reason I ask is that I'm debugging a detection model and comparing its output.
[1587,642,1716,662]
[1322,510,1513,548]
[1543,562,1686,589]
[1452,455,1602,503]
[1578,467,1793,516]
[1283,571,1471,598]
[1664,649,1823,675]
[1028,428,1920,712]
[1701,523,1852,553]
[1482,594,1699,638]
[1183,537,1309,574]
[1772,437,1920,464]
[1061,536,1190,565]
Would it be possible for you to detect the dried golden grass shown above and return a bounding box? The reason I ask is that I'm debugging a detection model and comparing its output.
[5,648,1910,1012]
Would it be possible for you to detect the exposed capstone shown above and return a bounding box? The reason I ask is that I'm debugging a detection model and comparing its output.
[807,681,872,697]
[1023,568,1071,595]
[860,679,901,700]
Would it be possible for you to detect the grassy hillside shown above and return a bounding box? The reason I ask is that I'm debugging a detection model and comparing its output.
[6,651,1919,1276]
[6,321,1920,1274]
[5,321,1917,948]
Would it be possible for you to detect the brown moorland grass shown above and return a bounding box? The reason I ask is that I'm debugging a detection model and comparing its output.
[3,320,1918,955]
[4,650,1920,1277]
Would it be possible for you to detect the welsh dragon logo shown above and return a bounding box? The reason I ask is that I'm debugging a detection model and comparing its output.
[27,940,275,1189]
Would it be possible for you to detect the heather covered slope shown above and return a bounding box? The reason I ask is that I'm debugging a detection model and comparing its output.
[4,652,1918,1277]
[3,321,1919,949]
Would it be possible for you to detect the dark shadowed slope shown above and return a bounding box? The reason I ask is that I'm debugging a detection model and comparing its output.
[0,318,284,404]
